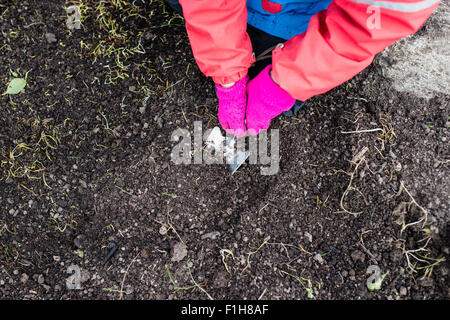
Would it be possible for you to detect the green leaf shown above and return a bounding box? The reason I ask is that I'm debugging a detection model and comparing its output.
[74,249,84,258]
[306,288,314,299]
[161,192,178,198]
[3,78,27,95]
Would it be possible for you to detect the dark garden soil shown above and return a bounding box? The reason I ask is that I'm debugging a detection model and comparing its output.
[0,0,448,300]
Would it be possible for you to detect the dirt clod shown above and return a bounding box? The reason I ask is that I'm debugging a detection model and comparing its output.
[171,242,188,263]
[351,250,366,263]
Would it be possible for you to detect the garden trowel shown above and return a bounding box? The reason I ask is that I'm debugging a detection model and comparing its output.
[205,127,249,175]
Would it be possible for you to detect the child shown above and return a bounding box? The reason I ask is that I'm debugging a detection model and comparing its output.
[166,0,439,136]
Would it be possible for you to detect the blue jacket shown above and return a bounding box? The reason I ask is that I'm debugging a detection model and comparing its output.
[247,0,333,40]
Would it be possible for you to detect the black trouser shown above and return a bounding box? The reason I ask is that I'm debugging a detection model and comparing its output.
[164,0,305,116]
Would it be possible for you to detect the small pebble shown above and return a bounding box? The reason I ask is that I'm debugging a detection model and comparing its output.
[170,241,187,262]
[304,231,313,243]
[45,33,57,43]
[159,225,168,235]
[399,286,407,296]
[313,253,324,265]
[20,273,29,284]
[37,274,45,285]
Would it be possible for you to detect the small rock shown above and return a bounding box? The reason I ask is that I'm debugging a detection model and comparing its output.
[170,241,187,262]
[159,225,168,235]
[214,271,229,288]
[141,248,149,259]
[394,162,402,171]
[20,273,29,284]
[201,231,221,240]
[390,249,403,263]
[37,274,45,285]
[351,250,365,263]
[74,235,85,249]
[399,286,407,296]
[45,33,57,43]
[313,253,324,265]
[79,180,87,188]
[126,285,134,295]
[197,250,205,261]
[304,231,313,243]
[42,284,50,291]
[144,31,154,40]
[80,269,90,283]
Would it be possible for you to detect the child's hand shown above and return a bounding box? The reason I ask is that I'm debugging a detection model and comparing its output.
[215,75,249,137]
[246,65,295,135]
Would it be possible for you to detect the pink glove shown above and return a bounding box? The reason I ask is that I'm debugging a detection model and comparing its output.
[246,65,295,135]
[215,75,249,137]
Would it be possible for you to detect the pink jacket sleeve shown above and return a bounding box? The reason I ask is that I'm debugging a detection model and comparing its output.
[272,0,440,100]
[179,0,255,85]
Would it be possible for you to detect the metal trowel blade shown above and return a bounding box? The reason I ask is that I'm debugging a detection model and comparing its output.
[228,150,249,175]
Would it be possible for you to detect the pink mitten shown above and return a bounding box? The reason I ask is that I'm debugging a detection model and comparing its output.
[246,65,295,135]
[215,75,249,137]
